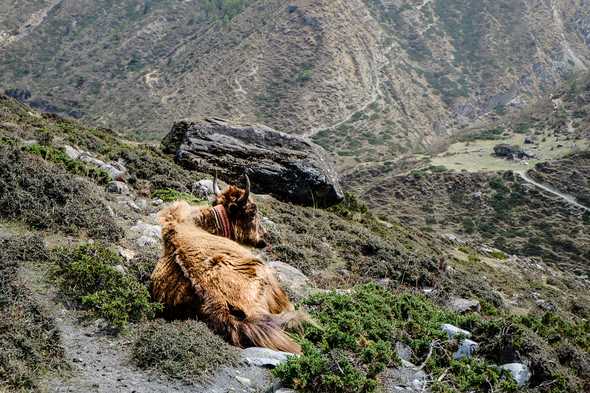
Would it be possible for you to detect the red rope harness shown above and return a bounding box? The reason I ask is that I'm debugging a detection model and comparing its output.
[212,204,232,239]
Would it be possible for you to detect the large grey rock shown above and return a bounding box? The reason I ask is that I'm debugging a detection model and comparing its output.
[162,118,344,207]
[493,144,533,159]
[268,261,312,300]
[242,347,297,368]
[500,363,531,386]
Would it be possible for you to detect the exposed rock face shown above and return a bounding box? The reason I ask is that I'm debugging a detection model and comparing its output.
[163,118,344,207]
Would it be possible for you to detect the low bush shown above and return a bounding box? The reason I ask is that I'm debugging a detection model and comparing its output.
[132,319,239,382]
[51,243,161,329]
[0,233,66,391]
[277,284,590,392]
[114,147,205,192]
[261,198,441,288]
[275,284,518,393]
[0,146,123,241]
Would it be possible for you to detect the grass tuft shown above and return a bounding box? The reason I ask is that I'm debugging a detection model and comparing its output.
[132,319,240,383]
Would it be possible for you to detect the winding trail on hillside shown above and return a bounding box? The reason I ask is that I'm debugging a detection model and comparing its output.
[304,41,394,138]
[517,170,590,212]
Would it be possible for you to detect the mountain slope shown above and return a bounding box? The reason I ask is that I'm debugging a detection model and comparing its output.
[1,0,589,164]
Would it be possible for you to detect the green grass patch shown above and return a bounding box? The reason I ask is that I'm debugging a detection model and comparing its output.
[489,250,508,260]
[51,243,162,330]
[152,188,204,204]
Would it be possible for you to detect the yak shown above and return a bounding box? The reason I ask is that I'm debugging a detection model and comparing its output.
[150,174,307,354]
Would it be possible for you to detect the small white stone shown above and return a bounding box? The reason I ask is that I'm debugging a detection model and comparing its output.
[118,246,136,261]
[242,347,297,368]
[235,376,251,386]
[500,363,531,386]
[453,339,479,359]
[63,145,81,160]
[113,265,127,275]
[136,235,158,247]
[441,323,472,338]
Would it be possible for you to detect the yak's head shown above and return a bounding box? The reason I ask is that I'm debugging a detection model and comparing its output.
[213,173,267,248]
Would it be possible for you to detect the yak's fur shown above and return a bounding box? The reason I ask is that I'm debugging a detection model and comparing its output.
[151,198,306,354]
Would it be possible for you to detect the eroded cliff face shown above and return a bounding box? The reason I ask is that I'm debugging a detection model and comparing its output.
[1,0,589,166]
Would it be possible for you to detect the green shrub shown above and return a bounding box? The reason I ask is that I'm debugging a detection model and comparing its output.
[275,284,509,393]
[277,284,588,392]
[455,127,504,143]
[328,192,369,219]
[296,68,313,83]
[461,217,476,233]
[132,319,239,382]
[514,122,531,134]
[202,0,254,21]
[51,243,161,329]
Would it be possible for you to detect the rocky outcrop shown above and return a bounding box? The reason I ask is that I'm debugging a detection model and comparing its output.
[493,144,533,159]
[163,118,344,207]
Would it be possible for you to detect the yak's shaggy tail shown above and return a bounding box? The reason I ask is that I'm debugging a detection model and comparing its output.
[213,310,305,354]
[241,314,302,354]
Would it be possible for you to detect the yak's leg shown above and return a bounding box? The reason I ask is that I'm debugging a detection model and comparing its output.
[151,256,199,319]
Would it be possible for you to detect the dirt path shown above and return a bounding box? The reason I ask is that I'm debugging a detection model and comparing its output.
[517,170,590,212]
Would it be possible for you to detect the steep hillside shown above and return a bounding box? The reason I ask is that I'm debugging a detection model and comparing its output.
[2,95,590,392]
[1,0,589,166]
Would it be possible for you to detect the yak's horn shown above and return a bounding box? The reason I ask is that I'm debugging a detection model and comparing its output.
[238,173,251,204]
[213,171,222,196]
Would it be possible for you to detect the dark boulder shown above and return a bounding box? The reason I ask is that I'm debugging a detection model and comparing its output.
[162,118,344,207]
[5,88,32,101]
[493,144,534,159]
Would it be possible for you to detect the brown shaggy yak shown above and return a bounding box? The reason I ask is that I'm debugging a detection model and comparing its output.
[151,175,307,354]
